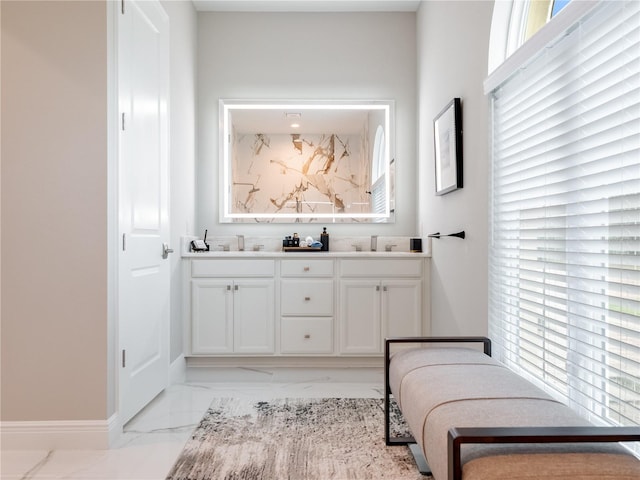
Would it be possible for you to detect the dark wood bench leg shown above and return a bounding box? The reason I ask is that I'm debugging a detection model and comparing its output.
[409,444,433,476]
[384,338,415,446]
[385,343,429,474]
[385,336,492,447]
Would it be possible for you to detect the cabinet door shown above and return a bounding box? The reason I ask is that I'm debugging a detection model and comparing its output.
[191,279,233,354]
[339,280,381,354]
[234,279,275,354]
[382,279,422,338]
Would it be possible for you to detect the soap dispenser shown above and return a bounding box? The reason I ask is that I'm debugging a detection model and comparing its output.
[320,227,329,251]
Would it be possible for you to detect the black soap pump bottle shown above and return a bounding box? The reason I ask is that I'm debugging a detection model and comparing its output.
[321,227,329,251]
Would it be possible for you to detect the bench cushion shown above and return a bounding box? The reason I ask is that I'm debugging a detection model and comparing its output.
[389,347,502,410]
[425,398,629,480]
[463,453,640,480]
[389,347,640,479]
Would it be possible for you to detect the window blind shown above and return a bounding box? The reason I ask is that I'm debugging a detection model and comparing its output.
[371,175,386,221]
[371,125,387,221]
[488,0,640,450]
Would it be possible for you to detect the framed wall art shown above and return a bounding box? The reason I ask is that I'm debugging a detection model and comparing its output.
[434,97,463,195]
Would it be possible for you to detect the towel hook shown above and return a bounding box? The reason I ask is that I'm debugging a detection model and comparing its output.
[428,230,465,239]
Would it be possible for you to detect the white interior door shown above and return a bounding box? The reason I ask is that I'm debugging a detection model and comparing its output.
[118,0,170,425]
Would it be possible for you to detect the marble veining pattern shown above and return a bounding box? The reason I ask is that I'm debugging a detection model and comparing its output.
[233,132,371,220]
[1,371,384,480]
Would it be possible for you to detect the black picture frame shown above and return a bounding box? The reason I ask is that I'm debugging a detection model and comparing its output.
[434,98,463,195]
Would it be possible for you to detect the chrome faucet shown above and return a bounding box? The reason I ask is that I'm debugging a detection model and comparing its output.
[371,235,378,252]
[385,243,397,252]
[237,235,245,251]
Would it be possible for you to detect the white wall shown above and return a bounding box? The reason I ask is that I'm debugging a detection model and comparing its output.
[197,12,417,237]
[417,1,494,335]
[162,0,198,364]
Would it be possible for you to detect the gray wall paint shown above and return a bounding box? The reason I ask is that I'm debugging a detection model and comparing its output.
[197,12,418,237]
[417,1,493,336]
[1,0,108,421]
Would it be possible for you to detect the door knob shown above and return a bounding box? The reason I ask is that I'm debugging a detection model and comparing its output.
[162,243,174,259]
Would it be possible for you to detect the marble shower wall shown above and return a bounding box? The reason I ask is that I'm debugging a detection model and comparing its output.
[232,131,371,220]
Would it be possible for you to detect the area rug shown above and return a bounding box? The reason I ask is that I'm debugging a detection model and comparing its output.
[166,397,427,480]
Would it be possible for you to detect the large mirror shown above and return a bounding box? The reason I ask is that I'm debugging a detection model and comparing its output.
[220,100,395,223]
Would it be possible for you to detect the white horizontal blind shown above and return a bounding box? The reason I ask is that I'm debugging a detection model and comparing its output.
[371,124,387,222]
[371,175,386,222]
[488,0,640,449]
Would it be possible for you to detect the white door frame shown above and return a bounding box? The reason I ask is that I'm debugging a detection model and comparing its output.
[107,0,171,440]
[107,0,122,445]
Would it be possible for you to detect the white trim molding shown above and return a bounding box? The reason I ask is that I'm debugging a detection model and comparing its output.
[485,0,599,93]
[1,414,119,450]
[170,353,187,385]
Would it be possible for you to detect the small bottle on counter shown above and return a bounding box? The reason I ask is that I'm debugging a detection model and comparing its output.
[320,227,329,251]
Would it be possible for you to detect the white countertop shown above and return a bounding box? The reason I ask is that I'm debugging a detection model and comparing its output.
[182,250,430,259]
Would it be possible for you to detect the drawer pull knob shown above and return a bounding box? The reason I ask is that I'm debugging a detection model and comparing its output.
[304,334,311,339]
[303,267,310,272]
[304,296,311,301]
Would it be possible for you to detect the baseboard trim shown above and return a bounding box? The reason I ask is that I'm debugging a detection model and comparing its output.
[185,355,383,369]
[108,412,122,448]
[170,353,187,385]
[1,415,117,450]
[185,365,383,384]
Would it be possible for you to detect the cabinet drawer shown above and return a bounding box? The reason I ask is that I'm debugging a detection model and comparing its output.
[192,259,275,277]
[281,317,333,354]
[281,280,333,316]
[281,259,334,277]
[339,259,422,277]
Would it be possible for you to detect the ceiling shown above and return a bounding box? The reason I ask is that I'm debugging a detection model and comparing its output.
[192,1,421,12]
[230,108,370,134]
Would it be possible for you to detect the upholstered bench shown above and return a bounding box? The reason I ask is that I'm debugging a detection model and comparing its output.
[384,337,640,480]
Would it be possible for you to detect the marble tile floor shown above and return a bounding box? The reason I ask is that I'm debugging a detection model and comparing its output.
[1,370,384,480]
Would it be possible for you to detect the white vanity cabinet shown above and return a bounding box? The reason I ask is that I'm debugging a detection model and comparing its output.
[185,253,429,361]
[339,259,423,355]
[190,259,275,354]
[280,259,334,354]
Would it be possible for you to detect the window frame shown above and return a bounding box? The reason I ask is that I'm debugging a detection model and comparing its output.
[487,0,640,454]
[486,0,599,92]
